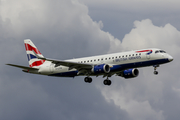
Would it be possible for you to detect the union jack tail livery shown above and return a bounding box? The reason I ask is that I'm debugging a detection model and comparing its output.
[24,39,46,68]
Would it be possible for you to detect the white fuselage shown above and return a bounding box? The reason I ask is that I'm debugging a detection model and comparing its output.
[36,48,173,77]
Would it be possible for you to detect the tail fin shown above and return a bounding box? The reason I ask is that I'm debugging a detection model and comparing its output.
[24,39,45,68]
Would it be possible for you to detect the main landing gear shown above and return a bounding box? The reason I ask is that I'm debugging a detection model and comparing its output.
[84,76,112,86]
[84,77,92,83]
[153,65,159,75]
[103,79,111,86]
[103,77,111,86]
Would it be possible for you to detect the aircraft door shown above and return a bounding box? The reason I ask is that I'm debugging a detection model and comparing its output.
[146,54,150,59]
[146,50,153,59]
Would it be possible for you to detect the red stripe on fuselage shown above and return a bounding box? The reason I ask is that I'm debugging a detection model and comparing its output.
[29,60,45,67]
[136,50,152,53]
[25,43,42,54]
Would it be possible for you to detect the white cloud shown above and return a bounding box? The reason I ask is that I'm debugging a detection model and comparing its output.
[0,0,129,120]
[97,19,180,120]
[122,19,180,55]
[0,0,124,59]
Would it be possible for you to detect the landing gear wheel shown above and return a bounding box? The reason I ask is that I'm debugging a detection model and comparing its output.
[108,80,111,86]
[84,77,89,82]
[103,80,111,86]
[88,77,92,83]
[153,65,159,75]
[103,80,108,85]
[84,77,92,83]
[154,71,158,75]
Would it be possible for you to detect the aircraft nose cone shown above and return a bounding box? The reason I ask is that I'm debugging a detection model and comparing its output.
[168,56,173,62]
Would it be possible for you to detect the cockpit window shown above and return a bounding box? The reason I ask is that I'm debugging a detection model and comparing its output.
[155,50,166,54]
[160,50,166,53]
[155,51,159,53]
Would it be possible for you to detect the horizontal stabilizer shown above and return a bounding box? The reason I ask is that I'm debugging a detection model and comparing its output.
[6,64,39,70]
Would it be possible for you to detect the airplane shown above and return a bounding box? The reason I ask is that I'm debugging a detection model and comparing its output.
[7,39,173,86]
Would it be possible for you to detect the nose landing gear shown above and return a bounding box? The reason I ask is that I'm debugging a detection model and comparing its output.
[154,71,158,75]
[153,65,159,75]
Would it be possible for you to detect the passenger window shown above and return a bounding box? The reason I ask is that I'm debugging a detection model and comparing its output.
[132,54,134,56]
[116,56,117,58]
[126,55,128,57]
[91,60,92,62]
[105,58,107,60]
[84,61,86,63]
[112,57,114,59]
[98,59,100,61]
[139,53,141,55]
[122,56,124,57]
[129,55,131,57]
[119,56,121,58]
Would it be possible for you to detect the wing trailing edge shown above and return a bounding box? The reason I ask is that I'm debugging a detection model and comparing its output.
[32,50,93,70]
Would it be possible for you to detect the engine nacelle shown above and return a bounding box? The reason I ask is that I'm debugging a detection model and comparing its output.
[92,64,110,74]
[122,68,139,79]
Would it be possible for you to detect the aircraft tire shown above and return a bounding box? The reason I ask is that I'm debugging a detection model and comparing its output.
[103,80,111,86]
[154,71,158,75]
[84,77,89,82]
[84,77,92,83]
[108,80,111,86]
[88,77,92,83]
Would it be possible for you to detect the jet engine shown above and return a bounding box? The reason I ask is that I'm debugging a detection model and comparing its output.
[92,64,110,74]
[121,68,139,79]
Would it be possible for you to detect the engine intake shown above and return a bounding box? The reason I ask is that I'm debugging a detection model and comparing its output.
[122,68,139,79]
[92,64,110,74]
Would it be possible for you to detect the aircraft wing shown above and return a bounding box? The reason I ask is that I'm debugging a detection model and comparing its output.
[45,57,92,69]
[33,51,93,70]
[6,64,39,70]
[42,57,92,69]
